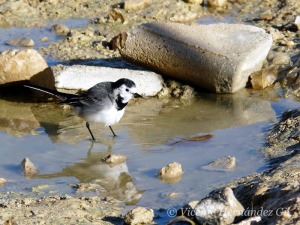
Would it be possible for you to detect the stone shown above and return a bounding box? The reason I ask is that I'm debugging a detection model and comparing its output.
[124,0,150,10]
[157,162,184,183]
[40,37,49,42]
[50,24,70,36]
[124,206,154,225]
[195,187,244,224]
[108,9,126,23]
[202,156,237,171]
[117,22,273,93]
[259,10,274,21]
[266,27,285,41]
[270,53,291,66]
[53,65,163,96]
[7,37,35,47]
[20,158,38,178]
[295,16,300,30]
[207,0,227,7]
[0,49,55,89]
[31,184,50,192]
[101,154,127,165]
[0,178,7,185]
[250,67,277,90]
[184,0,203,4]
[169,11,198,22]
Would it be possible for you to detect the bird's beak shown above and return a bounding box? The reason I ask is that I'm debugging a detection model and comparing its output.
[133,93,142,98]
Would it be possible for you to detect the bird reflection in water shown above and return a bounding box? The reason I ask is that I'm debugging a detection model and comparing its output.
[34,142,144,205]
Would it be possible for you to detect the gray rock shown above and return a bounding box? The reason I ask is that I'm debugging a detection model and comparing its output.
[7,37,35,47]
[21,158,38,178]
[195,187,244,225]
[124,206,154,225]
[157,162,184,184]
[53,65,163,96]
[202,156,237,171]
[50,24,70,36]
[117,22,272,93]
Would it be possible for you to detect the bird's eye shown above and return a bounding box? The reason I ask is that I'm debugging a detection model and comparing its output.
[126,88,129,92]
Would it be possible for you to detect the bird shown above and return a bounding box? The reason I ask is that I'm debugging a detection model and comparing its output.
[24,78,141,140]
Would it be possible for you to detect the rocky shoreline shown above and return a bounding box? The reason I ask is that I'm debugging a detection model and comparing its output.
[0,0,300,224]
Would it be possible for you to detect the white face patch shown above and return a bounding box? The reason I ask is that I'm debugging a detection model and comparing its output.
[117,84,137,103]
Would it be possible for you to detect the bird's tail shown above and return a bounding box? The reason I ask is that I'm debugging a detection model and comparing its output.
[24,84,77,101]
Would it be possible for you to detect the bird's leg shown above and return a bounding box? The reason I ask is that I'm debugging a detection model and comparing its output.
[86,122,96,141]
[109,126,117,137]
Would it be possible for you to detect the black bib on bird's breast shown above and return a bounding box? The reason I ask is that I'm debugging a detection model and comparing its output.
[116,95,128,110]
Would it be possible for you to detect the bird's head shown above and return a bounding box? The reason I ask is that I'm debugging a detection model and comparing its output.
[113,78,142,103]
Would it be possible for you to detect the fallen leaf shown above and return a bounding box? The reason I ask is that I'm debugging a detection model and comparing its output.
[169,134,214,146]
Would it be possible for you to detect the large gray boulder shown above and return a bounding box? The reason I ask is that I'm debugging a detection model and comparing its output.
[116,22,273,93]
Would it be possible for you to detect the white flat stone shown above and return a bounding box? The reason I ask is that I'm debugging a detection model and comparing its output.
[118,22,273,93]
[53,65,164,96]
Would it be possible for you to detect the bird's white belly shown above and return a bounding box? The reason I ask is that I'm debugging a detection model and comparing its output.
[86,107,125,126]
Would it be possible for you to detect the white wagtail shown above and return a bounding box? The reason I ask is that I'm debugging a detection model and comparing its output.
[24,78,141,140]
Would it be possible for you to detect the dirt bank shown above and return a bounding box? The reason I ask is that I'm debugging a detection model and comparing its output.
[227,109,300,224]
[0,192,121,224]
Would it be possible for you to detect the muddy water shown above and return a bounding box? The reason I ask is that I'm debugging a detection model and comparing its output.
[1,87,299,213]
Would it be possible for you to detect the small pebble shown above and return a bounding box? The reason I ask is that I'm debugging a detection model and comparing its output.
[0,178,7,185]
[7,37,35,47]
[202,156,236,171]
[157,162,184,183]
[40,37,49,42]
[207,0,227,7]
[51,24,70,36]
[124,206,154,225]
[20,157,38,178]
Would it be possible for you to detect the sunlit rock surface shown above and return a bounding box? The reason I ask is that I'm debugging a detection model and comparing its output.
[118,22,272,93]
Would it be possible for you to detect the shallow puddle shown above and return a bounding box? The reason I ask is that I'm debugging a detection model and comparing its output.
[1,88,299,220]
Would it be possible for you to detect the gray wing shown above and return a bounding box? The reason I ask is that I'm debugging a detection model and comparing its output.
[62,82,114,111]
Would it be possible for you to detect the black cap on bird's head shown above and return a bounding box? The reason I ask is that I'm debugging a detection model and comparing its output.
[113,78,136,89]
[113,78,142,99]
